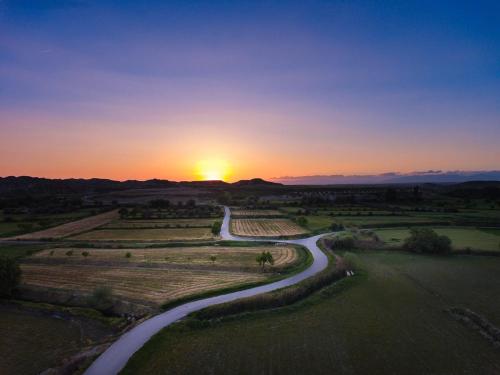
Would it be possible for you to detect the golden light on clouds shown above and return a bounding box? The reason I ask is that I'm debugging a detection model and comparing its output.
[194,159,232,181]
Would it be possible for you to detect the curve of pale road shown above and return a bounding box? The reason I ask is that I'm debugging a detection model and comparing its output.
[85,207,331,375]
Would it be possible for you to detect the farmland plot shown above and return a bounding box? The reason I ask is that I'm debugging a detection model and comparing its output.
[231,209,284,218]
[103,218,215,229]
[231,219,307,237]
[10,210,119,240]
[32,245,299,271]
[20,264,267,305]
[70,227,214,241]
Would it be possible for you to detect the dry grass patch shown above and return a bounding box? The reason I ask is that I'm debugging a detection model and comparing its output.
[10,210,119,240]
[70,227,214,241]
[32,245,298,270]
[231,219,308,237]
[20,264,266,305]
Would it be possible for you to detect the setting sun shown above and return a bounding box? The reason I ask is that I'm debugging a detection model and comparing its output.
[194,159,232,181]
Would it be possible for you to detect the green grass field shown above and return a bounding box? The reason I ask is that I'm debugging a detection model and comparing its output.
[122,251,500,375]
[0,303,114,375]
[0,208,96,238]
[375,227,500,251]
[0,244,47,259]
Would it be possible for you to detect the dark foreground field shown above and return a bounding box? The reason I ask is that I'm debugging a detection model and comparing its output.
[0,302,118,375]
[123,251,500,375]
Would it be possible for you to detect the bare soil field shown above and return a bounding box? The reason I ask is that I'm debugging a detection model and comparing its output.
[9,210,119,240]
[69,227,214,241]
[20,264,267,305]
[31,245,298,271]
[231,209,284,218]
[231,219,308,237]
[102,218,215,229]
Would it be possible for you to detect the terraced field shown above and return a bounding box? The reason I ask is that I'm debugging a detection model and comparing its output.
[231,219,307,237]
[21,244,301,306]
[20,264,267,305]
[9,210,119,240]
[31,245,298,270]
[69,227,214,241]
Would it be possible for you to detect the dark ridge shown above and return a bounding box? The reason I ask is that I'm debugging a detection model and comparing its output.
[232,178,282,187]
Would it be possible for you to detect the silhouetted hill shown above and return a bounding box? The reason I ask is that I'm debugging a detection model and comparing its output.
[0,176,177,195]
[232,178,282,187]
[0,176,280,195]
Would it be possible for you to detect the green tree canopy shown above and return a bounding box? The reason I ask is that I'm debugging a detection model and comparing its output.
[404,228,451,254]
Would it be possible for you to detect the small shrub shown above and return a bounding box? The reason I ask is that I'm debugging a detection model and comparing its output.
[296,216,308,226]
[82,251,90,257]
[65,250,74,256]
[88,286,114,313]
[211,220,222,235]
[125,252,132,258]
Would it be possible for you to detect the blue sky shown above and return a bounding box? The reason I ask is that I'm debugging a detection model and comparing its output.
[1,0,499,180]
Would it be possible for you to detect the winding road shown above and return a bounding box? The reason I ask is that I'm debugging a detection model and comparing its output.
[85,207,331,375]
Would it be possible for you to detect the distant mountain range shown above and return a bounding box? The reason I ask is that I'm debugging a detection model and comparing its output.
[271,171,500,185]
[0,176,281,195]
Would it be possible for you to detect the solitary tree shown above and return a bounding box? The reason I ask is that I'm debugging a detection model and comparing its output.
[125,252,132,259]
[256,251,274,269]
[88,286,114,313]
[211,221,222,235]
[296,216,308,227]
[0,257,21,297]
[209,255,217,264]
[82,251,90,258]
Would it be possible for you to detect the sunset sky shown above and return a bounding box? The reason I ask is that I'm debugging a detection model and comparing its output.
[1,0,499,182]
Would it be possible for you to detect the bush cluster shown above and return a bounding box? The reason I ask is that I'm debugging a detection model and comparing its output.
[403,228,451,254]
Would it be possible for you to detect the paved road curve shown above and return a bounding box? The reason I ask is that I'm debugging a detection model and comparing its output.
[85,207,331,375]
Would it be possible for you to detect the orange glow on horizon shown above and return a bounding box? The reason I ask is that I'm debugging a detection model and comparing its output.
[194,159,232,181]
